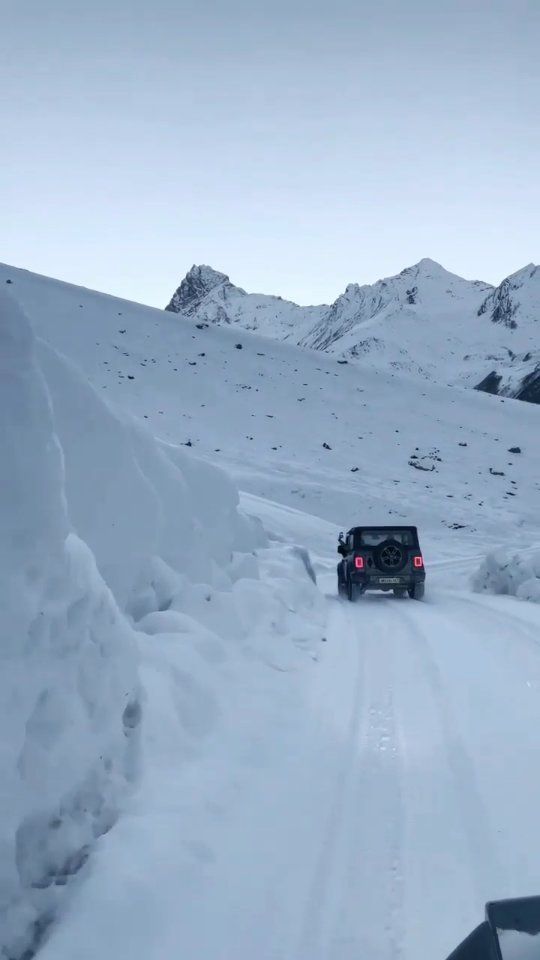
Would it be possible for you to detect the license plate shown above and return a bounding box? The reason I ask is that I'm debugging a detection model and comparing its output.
[378,577,402,584]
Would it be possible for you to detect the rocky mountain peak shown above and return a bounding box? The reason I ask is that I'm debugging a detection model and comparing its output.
[414,257,445,272]
[506,263,538,286]
[400,257,444,276]
[166,264,230,314]
[477,263,539,329]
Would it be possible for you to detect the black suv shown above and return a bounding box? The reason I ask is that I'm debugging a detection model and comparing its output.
[337,526,425,601]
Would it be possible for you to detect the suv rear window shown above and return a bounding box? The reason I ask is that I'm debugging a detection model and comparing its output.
[355,529,415,547]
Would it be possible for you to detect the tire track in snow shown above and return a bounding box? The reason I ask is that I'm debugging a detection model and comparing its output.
[326,608,406,960]
[298,600,407,960]
[299,586,526,960]
[394,599,502,904]
[297,601,367,960]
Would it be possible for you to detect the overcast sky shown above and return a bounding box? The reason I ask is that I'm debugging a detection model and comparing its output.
[1,0,539,307]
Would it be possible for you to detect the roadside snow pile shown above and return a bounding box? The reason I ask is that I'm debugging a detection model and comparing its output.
[472,549,540,602]
[0,292,140,959]
[37,537,325,960]
[0,290,325,959]
[37,339,259,611]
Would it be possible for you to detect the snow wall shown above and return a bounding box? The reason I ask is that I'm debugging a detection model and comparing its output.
[0,291,323,958]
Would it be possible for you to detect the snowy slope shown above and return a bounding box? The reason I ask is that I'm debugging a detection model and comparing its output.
[3,260,539,554]
[164,258,540,403]
[3,264,540,960]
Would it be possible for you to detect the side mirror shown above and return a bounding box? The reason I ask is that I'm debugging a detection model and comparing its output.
[488,895,540,958]
[446,896,540,959]
[337,544,346,556]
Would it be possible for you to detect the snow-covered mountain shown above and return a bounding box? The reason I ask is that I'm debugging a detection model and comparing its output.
[166,259,540,402]
[166,264,326,341]
[475,264,540,403]
[300,257,489,352]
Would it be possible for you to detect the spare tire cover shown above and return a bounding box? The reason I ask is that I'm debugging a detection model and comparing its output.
[375,539,407,572]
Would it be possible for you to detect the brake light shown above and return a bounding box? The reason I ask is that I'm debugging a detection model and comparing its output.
[355,556,364,569]
[413,555,423,568]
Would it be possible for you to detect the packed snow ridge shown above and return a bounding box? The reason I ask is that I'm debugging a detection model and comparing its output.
[166,258,540,404]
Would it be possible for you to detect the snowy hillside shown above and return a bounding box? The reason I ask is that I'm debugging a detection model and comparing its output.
[3,262,540,960]
[165,258,540,403]
[3,260,539,554]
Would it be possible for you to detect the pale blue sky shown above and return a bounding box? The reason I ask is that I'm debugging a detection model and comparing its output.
[1,0,539,306]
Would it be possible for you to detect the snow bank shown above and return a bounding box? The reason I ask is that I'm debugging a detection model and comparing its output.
[472,548,540,602]
[0,292,140,959]
[35,540,326,960]
[1,290,325,958]
[37,340,259,611]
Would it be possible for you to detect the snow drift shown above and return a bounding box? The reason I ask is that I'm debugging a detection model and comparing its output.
[472,548,540,602]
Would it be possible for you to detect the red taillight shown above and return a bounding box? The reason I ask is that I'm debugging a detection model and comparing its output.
[413,555,424,568]
[354,556,364,569]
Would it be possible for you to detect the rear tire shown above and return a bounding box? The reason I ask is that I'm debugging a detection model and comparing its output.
[408,582,425,601]
[338,578,347,598]
[347,578,357,602]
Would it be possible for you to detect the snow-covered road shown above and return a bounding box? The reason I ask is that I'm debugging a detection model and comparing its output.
[288,580,540,960]
[223,583,537,960]
[43,546,540,960]
[299,573,540,960]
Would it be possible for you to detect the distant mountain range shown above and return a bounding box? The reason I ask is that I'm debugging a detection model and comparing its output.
[166,259,540,403]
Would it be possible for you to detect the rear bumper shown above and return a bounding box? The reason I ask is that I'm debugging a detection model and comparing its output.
[351,571,426,590]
